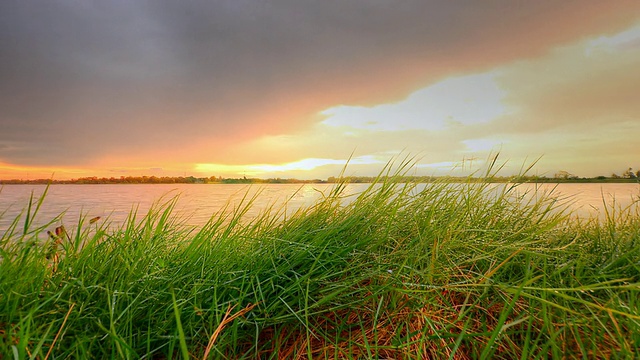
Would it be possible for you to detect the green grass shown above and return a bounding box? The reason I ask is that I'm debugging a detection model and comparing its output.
[1,160,639,359]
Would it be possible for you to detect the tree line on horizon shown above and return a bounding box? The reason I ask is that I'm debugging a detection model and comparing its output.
[0,175,327,185]
[1,166,639,185]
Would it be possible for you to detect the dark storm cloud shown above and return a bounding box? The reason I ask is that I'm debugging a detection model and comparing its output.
[1,0,638,166]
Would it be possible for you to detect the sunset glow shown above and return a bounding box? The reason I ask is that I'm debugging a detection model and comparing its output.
[1,3,639,180]
[195,156,384,178]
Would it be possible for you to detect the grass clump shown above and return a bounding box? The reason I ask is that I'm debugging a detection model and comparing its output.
[1,161,639,359]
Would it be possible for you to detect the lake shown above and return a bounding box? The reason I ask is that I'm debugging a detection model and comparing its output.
[1,183,639,233]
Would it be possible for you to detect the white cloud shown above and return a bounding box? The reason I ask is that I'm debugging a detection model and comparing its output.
[585,22,640,54]
[320,72,509,132]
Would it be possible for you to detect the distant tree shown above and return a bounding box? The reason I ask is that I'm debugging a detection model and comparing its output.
[623,167,636,178]
[554,170,576,180]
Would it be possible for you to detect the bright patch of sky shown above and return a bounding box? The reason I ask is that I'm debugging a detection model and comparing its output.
[462,139,504,153]
[415,161,459,170]
[195,156,383,176]
[320,72,509,132]
[585,22,640,54]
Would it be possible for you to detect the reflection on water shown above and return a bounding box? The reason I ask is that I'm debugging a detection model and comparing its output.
[1,182,638,233]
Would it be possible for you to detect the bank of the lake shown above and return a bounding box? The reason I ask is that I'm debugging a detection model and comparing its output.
[1,177,639,358]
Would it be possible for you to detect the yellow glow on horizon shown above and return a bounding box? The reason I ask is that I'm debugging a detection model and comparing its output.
[0,161,133,180]
[415,161,458,170]
[195,156,383,176]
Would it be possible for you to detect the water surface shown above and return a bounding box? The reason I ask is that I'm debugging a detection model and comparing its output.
[0,184,367,233]
[1,183,638,233]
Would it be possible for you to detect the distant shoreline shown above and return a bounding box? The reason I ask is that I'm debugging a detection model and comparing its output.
[1,176,639,185]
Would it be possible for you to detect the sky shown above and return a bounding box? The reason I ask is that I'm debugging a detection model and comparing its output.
[1,1,639,180]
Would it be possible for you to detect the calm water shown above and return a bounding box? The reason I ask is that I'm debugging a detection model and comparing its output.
[512,183,640,218]
[1,183,639,233]
[0,184,368,233]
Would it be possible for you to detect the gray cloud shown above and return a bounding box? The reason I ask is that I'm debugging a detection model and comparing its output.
[1,1,639,166]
